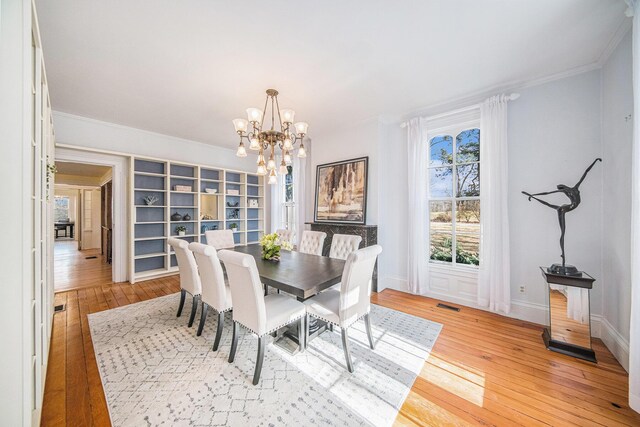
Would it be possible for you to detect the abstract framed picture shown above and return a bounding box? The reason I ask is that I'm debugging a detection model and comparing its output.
[314,157,368,224]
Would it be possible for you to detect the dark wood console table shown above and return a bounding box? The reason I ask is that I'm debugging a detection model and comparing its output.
[306,222,378,291]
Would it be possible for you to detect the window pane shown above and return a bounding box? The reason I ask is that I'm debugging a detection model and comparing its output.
[455,200,480,234]
[430,233,452,262]
[429,200,452,233]
[456,163,479,197]
[456,128,480,163]
[429,167,453,197]
[285,165,294,202]
[54,196,69,222]
[429,135,453,167]
[456,234,480,265]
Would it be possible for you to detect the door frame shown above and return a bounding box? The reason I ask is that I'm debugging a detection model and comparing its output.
[55,147,128,282]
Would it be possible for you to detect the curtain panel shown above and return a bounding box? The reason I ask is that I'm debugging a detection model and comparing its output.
[406,117,430,294]
[477,95,511,314]
[626,0,640,413]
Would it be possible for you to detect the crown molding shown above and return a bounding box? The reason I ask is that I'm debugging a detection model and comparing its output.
[597,16,632,66]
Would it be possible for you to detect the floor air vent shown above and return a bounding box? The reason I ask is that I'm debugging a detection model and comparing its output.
[437,303,460,312]
[54,304,66,312]
[85,256,98,260]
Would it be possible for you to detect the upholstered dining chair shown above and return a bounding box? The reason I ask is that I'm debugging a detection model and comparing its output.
[275,228,295,246]
[298,230,327,256]
[188,243,233,350]
[218,250,306,385]
[327,234,363,293]
[167,238,202,328]
[205,229,235,249]
[304,245,382,373]
[329,234,362,260]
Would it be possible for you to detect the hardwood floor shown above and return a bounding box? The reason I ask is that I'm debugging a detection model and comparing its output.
[54,240,112,292]
[41,279,640,426]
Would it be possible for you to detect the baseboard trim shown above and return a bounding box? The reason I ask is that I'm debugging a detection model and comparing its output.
[378,275,630,369]
[593,315,630,371]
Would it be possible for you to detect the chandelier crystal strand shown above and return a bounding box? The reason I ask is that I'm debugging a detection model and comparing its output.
[232,89,309,183]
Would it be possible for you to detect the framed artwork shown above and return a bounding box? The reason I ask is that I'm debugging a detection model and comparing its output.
[314,157,368,224]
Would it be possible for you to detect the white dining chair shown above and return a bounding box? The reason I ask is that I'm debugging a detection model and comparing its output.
[298,230,327,256]
[304,245,382,373]
[205,229,235,249]
[218,250,306,385]
[327,234,363,293]
[329,234,362,260]
[275,228,295,246]
[189,243,233,350]
[167,238,202,328]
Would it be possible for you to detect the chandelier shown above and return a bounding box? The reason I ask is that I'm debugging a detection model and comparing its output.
[233,89,308,184]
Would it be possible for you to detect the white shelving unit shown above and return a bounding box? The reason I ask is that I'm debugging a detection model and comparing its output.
[130,157,265,283]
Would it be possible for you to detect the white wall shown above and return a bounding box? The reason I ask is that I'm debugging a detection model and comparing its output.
[601,30,633,368]
[508,69,604,321]
[310,69,608,323]
[52,112,257,172]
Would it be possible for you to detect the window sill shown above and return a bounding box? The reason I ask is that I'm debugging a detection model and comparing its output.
[429,262,479,278]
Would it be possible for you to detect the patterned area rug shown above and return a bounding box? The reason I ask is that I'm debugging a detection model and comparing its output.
[88,293,442,426]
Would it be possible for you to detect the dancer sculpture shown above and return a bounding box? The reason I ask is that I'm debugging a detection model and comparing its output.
[522,158,601,276]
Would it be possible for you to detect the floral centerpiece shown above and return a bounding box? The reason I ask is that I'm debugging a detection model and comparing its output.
[260,233,293,261]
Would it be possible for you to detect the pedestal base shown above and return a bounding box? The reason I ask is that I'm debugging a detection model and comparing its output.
[542,328,596,363]
[548,263,582,277]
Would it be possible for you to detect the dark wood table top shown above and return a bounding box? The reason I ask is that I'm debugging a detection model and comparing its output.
[232,244,345,300]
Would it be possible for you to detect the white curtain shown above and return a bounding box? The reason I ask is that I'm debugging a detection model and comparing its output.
[269,173,284,234]
[406,117,429,294]
[293,153,307,246]
[477,95,511,314]
[626,0,640,413]
[566,288,590,324]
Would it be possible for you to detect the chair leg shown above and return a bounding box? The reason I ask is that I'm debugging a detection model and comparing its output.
[253,336,266,385]
[212,312,224,351]
[228,321,239,363]
[364,313,375,350]
[329,323,334,332]
[176,289,186,317]
[197,302,209,336]
[341,328,354,373]
[188,295,199,327]
[304,314,310,349]
[297,316,305,352]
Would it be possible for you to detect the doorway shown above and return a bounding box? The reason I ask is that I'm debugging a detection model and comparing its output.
[53,161,113,291]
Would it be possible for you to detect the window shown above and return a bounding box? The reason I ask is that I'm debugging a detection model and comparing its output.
[54,195,70,222]
[428,126,480,266]
[282,165,295,230]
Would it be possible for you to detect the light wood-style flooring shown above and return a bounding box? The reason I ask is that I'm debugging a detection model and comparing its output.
[54,240,112,292]
[41,249,640,426]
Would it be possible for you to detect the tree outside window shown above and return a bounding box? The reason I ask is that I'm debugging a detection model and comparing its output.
[283,165,295,230]
[428,127,480,266]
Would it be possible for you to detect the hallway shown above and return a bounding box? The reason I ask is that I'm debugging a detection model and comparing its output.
[54,240,112,292]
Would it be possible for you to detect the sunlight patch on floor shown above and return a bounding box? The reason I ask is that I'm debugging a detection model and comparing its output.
[419,354,486,407]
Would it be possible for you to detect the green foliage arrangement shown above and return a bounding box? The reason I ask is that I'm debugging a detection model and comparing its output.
[260,233,281,261]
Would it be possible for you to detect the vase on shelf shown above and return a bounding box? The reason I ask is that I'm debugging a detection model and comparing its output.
[171,212,182,221]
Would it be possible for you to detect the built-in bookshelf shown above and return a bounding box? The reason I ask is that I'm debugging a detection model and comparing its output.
[130,157,265,283]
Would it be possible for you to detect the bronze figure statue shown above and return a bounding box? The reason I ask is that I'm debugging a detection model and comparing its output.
[522,158,601,276]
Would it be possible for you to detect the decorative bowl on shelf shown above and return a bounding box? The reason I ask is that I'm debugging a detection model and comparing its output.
[226,201,240,207]
[204,188,217,194]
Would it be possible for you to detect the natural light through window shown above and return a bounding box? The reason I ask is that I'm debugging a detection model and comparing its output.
[428,126,480,266]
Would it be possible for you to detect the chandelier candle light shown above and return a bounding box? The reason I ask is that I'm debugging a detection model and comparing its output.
[233,89,308,184]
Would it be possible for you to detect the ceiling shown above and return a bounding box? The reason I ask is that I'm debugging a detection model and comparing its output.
[55,161,111,177]
[36,0,628,149]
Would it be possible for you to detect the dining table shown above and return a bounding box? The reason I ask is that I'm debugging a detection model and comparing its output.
[232,244,346,352]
